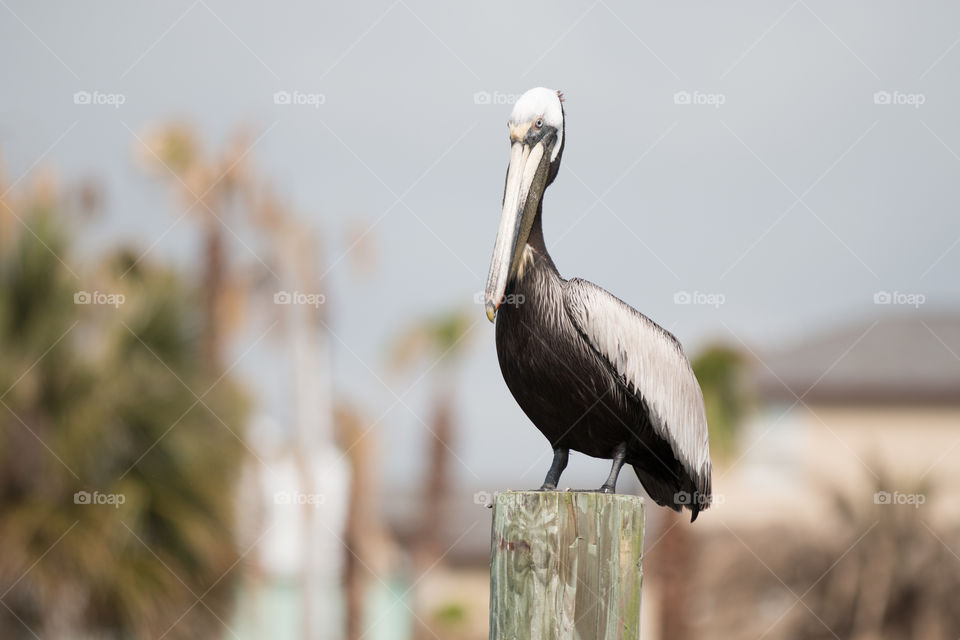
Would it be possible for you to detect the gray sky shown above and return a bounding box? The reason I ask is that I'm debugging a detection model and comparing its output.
[2,1,959,490]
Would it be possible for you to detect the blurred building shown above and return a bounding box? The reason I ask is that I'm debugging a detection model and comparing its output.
[233,415,351,640]
[687,311,960,640]
[715,311,960,529]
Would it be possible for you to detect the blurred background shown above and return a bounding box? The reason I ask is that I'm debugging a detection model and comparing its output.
[1,1,959,638]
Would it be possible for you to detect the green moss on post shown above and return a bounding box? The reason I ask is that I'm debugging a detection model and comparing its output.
[489,490,645,639]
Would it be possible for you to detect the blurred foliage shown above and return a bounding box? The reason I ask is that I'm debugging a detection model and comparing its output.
[389,310,474,373]
[689,470,960,640]
[798,473,959,639]
[691,344,753,462]
[141,124,199,176]
[433,602,467,624]
[0,182,249,638]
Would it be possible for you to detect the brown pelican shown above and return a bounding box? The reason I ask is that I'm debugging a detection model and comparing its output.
[484,87,712,521]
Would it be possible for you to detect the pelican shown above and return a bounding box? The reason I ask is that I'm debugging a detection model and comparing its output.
[484,87,712,521]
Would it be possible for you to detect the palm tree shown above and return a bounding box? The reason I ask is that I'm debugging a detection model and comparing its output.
[137,123,254,371]
[142,127,347,640]
[0,168,249,638]
[390,309,475,639]
[691,344,752,462]
[391,310,474,559]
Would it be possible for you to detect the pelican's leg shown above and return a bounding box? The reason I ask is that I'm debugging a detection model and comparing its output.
[599,443,628,493]
[539,447,569,490]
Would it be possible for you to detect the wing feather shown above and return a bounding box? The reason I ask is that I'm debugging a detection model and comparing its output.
[563,278,712,495]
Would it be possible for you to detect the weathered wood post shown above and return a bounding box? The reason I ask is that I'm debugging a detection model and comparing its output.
[489,490,645,639]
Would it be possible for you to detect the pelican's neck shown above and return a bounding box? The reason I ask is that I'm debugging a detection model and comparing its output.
[524,204,558,276]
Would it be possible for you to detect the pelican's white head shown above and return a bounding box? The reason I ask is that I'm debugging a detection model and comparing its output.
[508,87,565,162]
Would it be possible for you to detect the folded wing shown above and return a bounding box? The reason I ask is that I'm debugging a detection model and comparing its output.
[563,278,712,509]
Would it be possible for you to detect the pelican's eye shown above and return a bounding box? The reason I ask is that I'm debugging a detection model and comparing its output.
[535,118,544,129]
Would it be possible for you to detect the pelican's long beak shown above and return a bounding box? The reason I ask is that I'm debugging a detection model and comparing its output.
[484,139,549,322]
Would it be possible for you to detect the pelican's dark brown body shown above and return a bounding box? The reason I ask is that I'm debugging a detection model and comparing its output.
[495,212,699,514]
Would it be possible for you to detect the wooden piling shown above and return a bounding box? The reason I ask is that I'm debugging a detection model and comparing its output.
[489,490,645,639]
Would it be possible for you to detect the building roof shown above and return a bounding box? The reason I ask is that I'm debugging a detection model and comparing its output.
[751,312,960,405]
